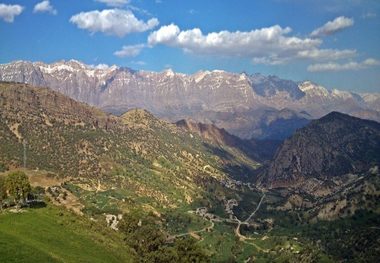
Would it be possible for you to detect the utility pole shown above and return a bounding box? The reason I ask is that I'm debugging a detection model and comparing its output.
[23,139,27,169]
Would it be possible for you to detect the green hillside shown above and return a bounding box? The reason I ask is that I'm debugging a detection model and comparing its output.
[0,205,133,263]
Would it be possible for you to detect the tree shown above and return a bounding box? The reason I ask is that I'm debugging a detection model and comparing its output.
[0,176,7,211]
[6,171,31,207]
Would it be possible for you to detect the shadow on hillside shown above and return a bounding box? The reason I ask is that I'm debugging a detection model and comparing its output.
[202,143,258,182]
[203,142,235,161]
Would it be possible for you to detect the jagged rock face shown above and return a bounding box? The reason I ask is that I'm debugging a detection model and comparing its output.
[265,112,380,187]
[1,60,379,139]
[176,119,280,161]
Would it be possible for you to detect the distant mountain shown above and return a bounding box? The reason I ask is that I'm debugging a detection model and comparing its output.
[264,112,380,188]
[1,60,379,139]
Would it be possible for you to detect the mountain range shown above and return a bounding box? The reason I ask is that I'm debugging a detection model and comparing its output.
[1,60,379,140]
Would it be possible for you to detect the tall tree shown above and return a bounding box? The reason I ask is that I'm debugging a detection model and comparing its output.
[6,171,31,207]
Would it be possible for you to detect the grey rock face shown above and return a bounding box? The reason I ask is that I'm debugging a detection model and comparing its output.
[0,60,379,139]
[265,112,380,187]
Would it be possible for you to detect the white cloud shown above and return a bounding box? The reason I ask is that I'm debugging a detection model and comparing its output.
[148,24,180,46]
[310,16,354,37]
[147,22,363,66]
[33,1,57,15]
[0,3,24,23]
[114,44,145,57]
[148,23,342,65]
[362,12,376,19]
[70,9,159,37]
[149,24,321,56]
[363,58,380,66]
[307,58,380,72]
[297,48,356,60]
[95,0,130,7]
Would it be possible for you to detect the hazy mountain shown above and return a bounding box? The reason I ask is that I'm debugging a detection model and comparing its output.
[264,112,380,189]
[1,60,379,139]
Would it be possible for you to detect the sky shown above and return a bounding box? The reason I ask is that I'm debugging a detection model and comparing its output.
[0,0,379,92]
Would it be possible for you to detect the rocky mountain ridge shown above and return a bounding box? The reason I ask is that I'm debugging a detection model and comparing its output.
[1,60,379,139]
[264,112,380,189]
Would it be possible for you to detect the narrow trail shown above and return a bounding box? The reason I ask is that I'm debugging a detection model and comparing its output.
[233,192,269,252]
[244,193,266,223]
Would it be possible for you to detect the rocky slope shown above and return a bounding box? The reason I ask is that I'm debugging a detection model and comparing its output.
[264,112,380,188]
[175,119,280,162]
[0,81,259,211]
[1,60,379,139]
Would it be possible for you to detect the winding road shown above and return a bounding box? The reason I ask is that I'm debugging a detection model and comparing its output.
[169,190,268,253]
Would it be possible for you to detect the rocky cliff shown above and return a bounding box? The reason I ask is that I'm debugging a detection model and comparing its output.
[265,112,380,188]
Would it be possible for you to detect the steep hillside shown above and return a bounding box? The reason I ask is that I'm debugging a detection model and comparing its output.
[265,112,380,188]
[176,119,280,161]
[0,82,259,213]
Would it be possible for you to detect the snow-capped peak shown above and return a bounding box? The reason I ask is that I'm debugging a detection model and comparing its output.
[163,68,175,77]
[299,81,330,97]
[193,70,211,83]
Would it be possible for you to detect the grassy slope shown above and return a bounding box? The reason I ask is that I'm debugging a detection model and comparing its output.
[0,206,133,263]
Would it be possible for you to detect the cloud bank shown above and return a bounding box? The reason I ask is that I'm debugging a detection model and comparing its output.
[308,58,380,72]
[148,23,357,65]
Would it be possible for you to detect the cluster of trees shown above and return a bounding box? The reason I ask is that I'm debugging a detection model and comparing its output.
[0,171,31,210]
[119,211,210,262]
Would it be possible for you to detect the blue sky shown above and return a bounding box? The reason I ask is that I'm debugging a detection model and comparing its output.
[0,0,379,92]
